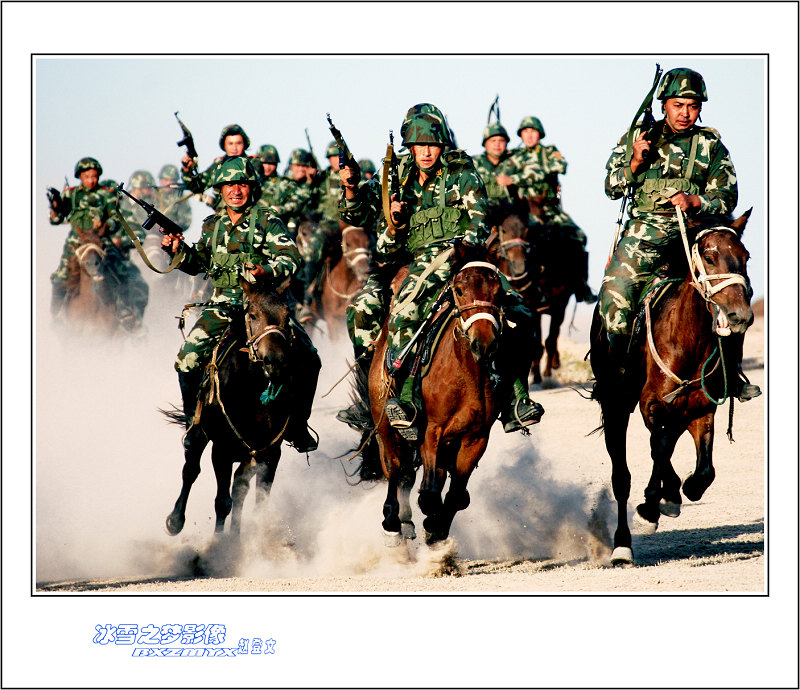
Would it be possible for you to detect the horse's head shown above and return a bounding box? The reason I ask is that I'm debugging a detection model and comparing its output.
[341,224,371,283]
[240,278,292,379]
[691,209,754,335]
[74,230,106,280]
[451,239,503,362]
[487,214,530,288]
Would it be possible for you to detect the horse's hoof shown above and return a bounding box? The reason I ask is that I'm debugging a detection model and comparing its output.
[401,522,417,540]
[659,499,681,518]
[165,513,185,536]
[383,530,402,548]
[682,471,714,502]
[632,507,658,534]
[610,546,634,566]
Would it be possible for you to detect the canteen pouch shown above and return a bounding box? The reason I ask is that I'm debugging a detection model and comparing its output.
[406,206,466,254]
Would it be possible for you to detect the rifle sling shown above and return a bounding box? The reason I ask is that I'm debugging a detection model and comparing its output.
[381,143,396,232]
[114,209,185,274]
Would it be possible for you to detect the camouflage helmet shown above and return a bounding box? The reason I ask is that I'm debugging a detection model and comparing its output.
[517,116,545,138]
[325,141,340,158]
[257,144,280,164]
[100,179,117,189]
[218,124,251,151]
[128,170,155,189]
[482,122,510,145]
[358,158,376,175]
[400,103,454,148]
[657,68,708,102]
[158,164,179,181]
[212,156,262,203]
[74,156,103,177]
[290,148,314,166]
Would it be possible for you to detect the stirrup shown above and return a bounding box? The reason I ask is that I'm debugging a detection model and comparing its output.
[737,382,762,402]
[336,403,364,431]
[385,398,419,442]
[502,398,544,433]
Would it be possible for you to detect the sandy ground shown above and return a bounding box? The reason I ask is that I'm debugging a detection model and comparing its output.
[36,303,765,594]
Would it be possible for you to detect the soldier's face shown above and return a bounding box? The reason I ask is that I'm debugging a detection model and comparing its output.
[328,155,340,172]
[411,144,443,170]
[224,135,246,157]
[160,177,175,188]
[484,135,508,158]
[520,128,540,148]
[663,98,701,132]
[290,164,306,181]
[79,169,99,190]
[262,163,277,177]
[221,182,251,208]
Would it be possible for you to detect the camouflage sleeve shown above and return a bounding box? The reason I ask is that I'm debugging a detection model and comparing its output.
[254,215,302,282]
[604,128,640,200]
[339,175,382,230]
[544,145,568,175]
[506,150,547,188]
[183,161,216,194]
[269,179,304,218]
[452,165,489,245]
[697,135,738,215]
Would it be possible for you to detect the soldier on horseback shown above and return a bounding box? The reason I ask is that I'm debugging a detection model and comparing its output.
[49,156,149,334]
[256,144,307,226]
[160,155,321,453]
[601,67,760,402]
[336,103,544,441]
[499,116,597,304]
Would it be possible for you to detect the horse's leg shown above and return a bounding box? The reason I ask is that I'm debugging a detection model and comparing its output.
[254,448,281,505]
[543,301,565,377]
[530,309,544,384]
[165,432,209,536]
[682,413,716,501]
[378,435,405,542]
[602,401,634,565]
[397,457,417,540]
[211,445,234,534]
[417,428,445,541]
[425,438,485,544]
[635,410,682,530]
[229,460,255,536]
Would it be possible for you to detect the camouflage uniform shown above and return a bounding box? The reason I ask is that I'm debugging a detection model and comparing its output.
[50,158,149,329]
[338,106,543,438]
[156,164,192,232]
[256,146,307,226]
[601,89,737,335]
[166,156,320,451]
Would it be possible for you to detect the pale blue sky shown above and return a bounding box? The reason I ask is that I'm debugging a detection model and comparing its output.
[36,55,765,297]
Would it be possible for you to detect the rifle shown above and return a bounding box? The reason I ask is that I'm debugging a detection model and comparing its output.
[304,128,317,168]
[116,182,185,236]
[608,63,664,265]
[381,130,402,231]
[174,111,198,175]
[46,186,69,217]
[326,113,360,186]
[390,283,452,375]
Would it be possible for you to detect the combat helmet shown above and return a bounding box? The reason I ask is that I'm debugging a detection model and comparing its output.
[290,148,315,167]
[258,144,280,164]
[74,156,103,177]
[516,116,545,138]
[218,124,251,151]
[212,156,262,203]
[325,141,339,158]
[482,122,510,145]
[657,68,708,102]
[400,103,454,148]
[358,158,376,175]
[159,164,179,181]
[128,170,156,189]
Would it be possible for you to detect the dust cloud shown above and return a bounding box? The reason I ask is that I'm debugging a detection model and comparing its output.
[35,263,610,587]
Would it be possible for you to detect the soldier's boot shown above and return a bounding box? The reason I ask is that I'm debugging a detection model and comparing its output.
[735,364,762,402]
[607,332,631,380]
[385,374,421,443]
[50,283,68,319]
[500,379,545,433]
[284,337,321,453]
[336,354,373,431]
[573,250,598,304]
[296,262,318,325]
[178,370,208,450]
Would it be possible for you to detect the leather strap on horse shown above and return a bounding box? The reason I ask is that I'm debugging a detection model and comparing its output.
[114,208,185,274]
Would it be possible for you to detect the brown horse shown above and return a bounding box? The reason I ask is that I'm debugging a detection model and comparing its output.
[62,230,118,336]
[367,241,507,544]
[318,223,371,341]
[590,210,754,565]
[164,279,293,537]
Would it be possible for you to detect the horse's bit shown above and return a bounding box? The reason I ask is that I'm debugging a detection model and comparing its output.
[452,261,504,335]
[243,316,288,363]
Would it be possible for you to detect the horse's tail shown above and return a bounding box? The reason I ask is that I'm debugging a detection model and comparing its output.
[341,357,384,483]
[159,403,188,427]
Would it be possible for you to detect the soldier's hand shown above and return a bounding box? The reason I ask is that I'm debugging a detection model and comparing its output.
[339,165,359,189]
[161,232,184,255]
[181,155,195,172]
[669,192,701,212]
[249,265,266,278]
[630,131,651,173]
[112,237,122,249]
[389,195,406,225]
[496,174,513,187]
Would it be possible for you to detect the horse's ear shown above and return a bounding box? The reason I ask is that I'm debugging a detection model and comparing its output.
[239,276,254,298]
[731,207,752,237]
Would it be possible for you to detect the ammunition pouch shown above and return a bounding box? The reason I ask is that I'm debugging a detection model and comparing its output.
[635,174,700,213]
[210,251,257,288]
[70,208,101,233]
[406,206,467,254]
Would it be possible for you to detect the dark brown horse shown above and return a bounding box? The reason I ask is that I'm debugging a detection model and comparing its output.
[62,229,118,336]
[318,223,371,341]
[590,210,754,565]
[366,241,507,544]
[164,279,293,537]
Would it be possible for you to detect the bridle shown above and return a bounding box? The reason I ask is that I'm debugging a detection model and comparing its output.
[243,306,289,364]
[451,261,504,336]
[341,225,370,274]
[486,225,531,290]
[74,241,106,279]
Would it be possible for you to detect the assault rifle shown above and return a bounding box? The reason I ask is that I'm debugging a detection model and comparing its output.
[116,182,185,236]
[326,113,360,186]
[174,111,198,176]
[304,128,317,168]
[46,186,69,217]
[381,129,402,231]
